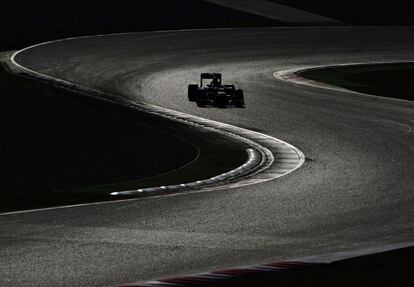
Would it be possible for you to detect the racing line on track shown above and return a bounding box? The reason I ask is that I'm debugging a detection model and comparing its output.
[1,38,305,215]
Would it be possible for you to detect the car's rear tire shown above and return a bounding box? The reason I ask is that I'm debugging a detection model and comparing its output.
[235,90,245,108]
[196,100,206,107]
[188,84,198,102]
[196,93,206,107]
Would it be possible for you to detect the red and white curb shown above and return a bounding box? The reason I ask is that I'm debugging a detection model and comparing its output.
[7,34,305,200]
[274,66,343,90]
[118,241,414,287]
[118,260,320,287]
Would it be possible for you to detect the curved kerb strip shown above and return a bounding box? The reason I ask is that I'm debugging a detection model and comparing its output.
[9,34,305,197]
[274,61,414,103]
[118,241,414,287]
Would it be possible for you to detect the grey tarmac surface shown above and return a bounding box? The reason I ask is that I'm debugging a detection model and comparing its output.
[2,27,414,286]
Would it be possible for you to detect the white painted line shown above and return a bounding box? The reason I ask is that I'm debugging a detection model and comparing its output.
[0,197,150,217]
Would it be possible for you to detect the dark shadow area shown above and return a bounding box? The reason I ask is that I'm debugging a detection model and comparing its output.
[0,68,248,212]
[0,67,198,193]
[0,0,281,51]
[271,0,414,25]
[299,63,414,101]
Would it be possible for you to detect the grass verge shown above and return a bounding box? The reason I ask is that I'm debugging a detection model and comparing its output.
[299,62,414,101]
[0,66,248,213]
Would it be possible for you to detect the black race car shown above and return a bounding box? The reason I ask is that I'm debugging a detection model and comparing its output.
[188,73,245,108]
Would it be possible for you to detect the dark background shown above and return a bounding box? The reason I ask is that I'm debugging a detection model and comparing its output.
[271,0,414,25]
[0,0,279,50]
[2,0,414,51]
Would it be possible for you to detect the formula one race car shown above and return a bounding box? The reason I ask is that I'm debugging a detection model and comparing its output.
[188,73,245,108]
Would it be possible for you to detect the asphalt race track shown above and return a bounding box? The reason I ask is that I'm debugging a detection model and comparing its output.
[2,27,414,286]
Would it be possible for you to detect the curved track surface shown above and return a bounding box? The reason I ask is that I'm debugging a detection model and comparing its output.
[2,27,414,286]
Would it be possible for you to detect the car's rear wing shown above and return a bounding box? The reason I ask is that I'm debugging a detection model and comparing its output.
[200,73,222,86]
